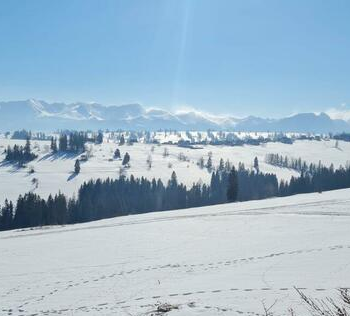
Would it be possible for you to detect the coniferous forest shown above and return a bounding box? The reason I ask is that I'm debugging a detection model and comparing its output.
[1,160,350,231]
[4,138,37,165]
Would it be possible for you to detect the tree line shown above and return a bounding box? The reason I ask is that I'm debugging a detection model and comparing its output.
[279,163,350,196]
[4,138,37,165]
[334,133,350,142]
[1,159,350,231]
[50,131,103,153]
[55,132,89,153]
[1,162,272,231]
[265,152,330,175]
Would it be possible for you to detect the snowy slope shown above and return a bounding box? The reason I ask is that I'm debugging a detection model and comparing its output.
[1,189,350,315]
[1,137,350,203]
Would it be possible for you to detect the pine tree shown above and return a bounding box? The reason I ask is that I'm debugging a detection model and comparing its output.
[59,134,68,151]
[24,137,31,156]
[50,137,58,153]
[198,157,205,169]
[206,156,213,171]
[227,166,238,202]
[119,135,125,145]
[169,171,177,187]
[122,152,130,166]
[0,200,13,230]
[96,131,103,144]
[114,148,121,159]
[254,157,259,173]
[219,158,225,171]
[146,154,152,169]
[74,159,81,174]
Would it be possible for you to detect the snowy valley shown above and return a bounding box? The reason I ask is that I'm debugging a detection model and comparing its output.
[1,132,350,203]
[1,130,350,315]
[2,2,350,315]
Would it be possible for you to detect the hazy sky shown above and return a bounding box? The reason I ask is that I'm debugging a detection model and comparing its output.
[0,0,350,117]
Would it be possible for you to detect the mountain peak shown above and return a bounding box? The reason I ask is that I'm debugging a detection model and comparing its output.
[0,100,349,132]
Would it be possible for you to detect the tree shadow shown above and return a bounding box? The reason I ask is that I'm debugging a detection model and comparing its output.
[0,159,25,173]
[38,151,81,162]
[0,160,12,168]
[67,172,78,182]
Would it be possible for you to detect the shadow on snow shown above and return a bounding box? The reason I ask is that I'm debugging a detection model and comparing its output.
[38,151,81,162]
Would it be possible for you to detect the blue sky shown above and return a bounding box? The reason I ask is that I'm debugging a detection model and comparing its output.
[0,0,350,117]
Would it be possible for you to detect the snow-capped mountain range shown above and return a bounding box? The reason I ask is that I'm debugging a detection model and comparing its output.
[0,99,349,133]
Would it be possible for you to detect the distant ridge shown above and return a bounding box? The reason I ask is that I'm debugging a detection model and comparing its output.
[0,99,349,133]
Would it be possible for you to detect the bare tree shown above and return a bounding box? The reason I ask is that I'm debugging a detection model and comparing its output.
[31,177,39,189]
[146,154,152,170]
[85,144,94,159]
[296,287,350,316]
[163,147,169,157]
[261,300,278,316]
[197,157,205,169]
[178,152,188,162]
[335,140,340,150]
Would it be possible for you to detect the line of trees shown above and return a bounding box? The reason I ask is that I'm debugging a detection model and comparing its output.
[10,130,47,140]
[4,138,37,165]
[0,162,279,231]
[57,132,88,153]
[11,130,32,140]
[279,163,350,196]
[265,153,313,173]
[50,131,103,154]
[264,152,334,175]
[1,159,350,231]
[266,153,350,195]
[265,153,350,188]
[334,132,350,142]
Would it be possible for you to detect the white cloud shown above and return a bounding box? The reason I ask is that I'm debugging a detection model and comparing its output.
[326,103,350,122]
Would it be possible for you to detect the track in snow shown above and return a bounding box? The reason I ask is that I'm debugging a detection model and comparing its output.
[1,189,350,315]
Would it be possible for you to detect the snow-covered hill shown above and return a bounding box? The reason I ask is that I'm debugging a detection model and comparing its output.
[1,188,350,315]
[1,99,350,132]
[1,137,350,203]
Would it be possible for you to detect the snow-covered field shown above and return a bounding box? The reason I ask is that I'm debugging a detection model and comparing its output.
[1,188,350,315]
[1,136,350,203]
